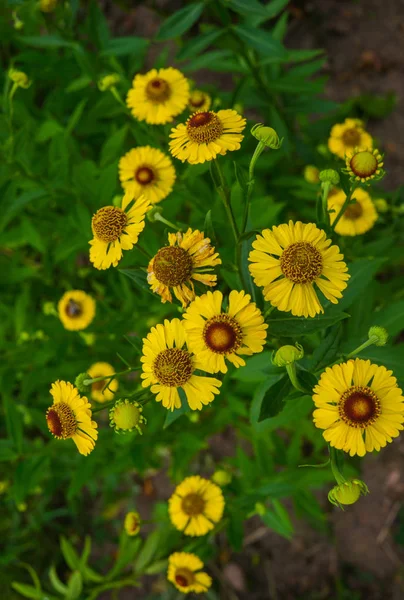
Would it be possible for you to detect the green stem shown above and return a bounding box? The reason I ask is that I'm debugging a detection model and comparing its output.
[331,187,356,232]
[241,141,265,233]
[318,181,331,230]
[329,447,346,485]
[135,242,152,260]
[213,158,239,242]
[83,367,133,387]
[154,212,180,231]
[346,336,377,358]
[110,86,127,109]
[285,363,306,394]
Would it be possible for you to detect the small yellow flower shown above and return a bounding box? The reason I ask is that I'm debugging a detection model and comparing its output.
[87,362,118,402]
[46,381,98,456]
[126,67,189,125]
[58,290,96,331]
[345,148,384,183]
[212,470,232,486]
[89,191,150,270]
[98,74,120,91]
[109,400,146,434]
[304,165,320,183]
[183,290,267,374]
[328,118,372,159]
[40,0,57,12]
[328,479,369,508]
[168,552,212,594]
[118,146,176,205]
[169,475,225,536]
[8,69,31,89]
[188,89,211,113]
[328,188,378,236]
[313,358,404,456]
[169,109,246,164]
[147,228,221,308]
[124,511,141,536]
[141,318,222,411]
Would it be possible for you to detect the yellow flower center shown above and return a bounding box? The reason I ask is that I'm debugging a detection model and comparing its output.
[153,348,193,386]
[344,202,363,220]
[349,150,378,178]
[339,386,381,428]
[145,77,171,103]
[65,299,82,318]
[153,246,193,287]
[92,206,127,243]
[46,402,77,439]
[280,242,323,284]
[135,166,154,185]
[175,568,195,587]
[341,127,361,146]
[181,492,205,516]
[187,111,223,144]
[112,402,141,430]
[189,91,206,108]
[203,314,243,354]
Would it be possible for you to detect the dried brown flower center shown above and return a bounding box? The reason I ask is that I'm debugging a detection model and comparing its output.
[344,202,363,220]
[181,492,205,516]
[92,206,127,243]
[280,242,323,284]
[175,569,195,587]
[153,348,193,386]
[65,299,82,318]
[46,402,77,439]
[339,386,381,428]
[145,78,171,103]
[203,314,243,354]
[153,246,193,287]
[187,111,223,144]
[135,166,154,185]
[342,127,361,146]
[350,151,378,178]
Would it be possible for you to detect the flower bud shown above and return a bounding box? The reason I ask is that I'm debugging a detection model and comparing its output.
[328,479,369,509]
[319,169,340,186]
[80,332,96,346]
[147,205,163,223]
[303,165,320,184]
[212,470,232,486]
[75,373,92,394]
[272,343,304,367]
[124,511,141,536]
[40,0,58,12]
[43,301,57,316]
[98,74,120,92]
[255,502,266,516]
[0,481,9,495]
[368,326,388,347]
[8,69,31,89]
[109,400,146,435]
[374,198,389,213]
[251,124,282,149]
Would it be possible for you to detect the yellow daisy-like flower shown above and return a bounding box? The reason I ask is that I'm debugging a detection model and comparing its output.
[328,188,378,236]
[140,318,221,411]
[118,146,176,205]
[183,290,267,374]
[126,67,189,125]
[313,359,404,457]
[46,381,98,456]
[89,191,150,270]
[124,511,141,536]
[345,147,384,183]
[168,475,225,536]
[248,221,350,318]
[87,362,118,402]
[169,109,246,165]
[168,552,212,594]
[328,118,373,159]
[303,165,320,183]
[188,90,211,113]
[40,0,57,12]
[147,229,221,308]
[58,290,96,331]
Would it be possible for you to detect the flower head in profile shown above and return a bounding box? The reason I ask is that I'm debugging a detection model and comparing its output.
[249,221,350,318]
[328,188,378,236]
[344,148,384,183]
[141,318,221,411]
[118,146,175,205]
[328,118,372,159]
[169,109,246,164]
[126,67,189,125]
[87,362,118,402]
[313,358,404,456]
[8,69,31,89]
[169,475,225,536]
[188,89,211,113]
[46,381,98,456]
[183,290,267,374]
[124,511,141,536]
[58,290,96,331]
[89,191,150,270]
[328,479,369,509]
[147,229,221,307]
[168,552,212,594]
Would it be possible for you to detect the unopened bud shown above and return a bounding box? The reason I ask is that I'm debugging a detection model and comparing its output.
[368,326,388,347]
[251,124,282,149]
[374,198,389,213]
[75,373,91,394]
[212,470,232,486]
[319,169,340,186]
[328,479,369,509]
[98,74,120,92]
[272,343,304,367]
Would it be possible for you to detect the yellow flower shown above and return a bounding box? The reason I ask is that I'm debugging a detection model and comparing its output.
[118,146,176,205]
[328,118,373,159]
[8,69,31,89]
[248,221,350,318]
[328,187,378,236]
[168,552,212,594]
[169,109,246,164]
[345,148,384,183]
[124,511,141,536]
[147,228,221,308]
[87,362,118,402]
[58,290,96,331]
[140,318,222,411]
[313,358,404,457]
[40,0,57,12]
[183,290,267,374]
[89,191,150,270]
[126,67,189,125]
[46,381,98,456]
[188,90,211,113]
[168,475,225,536]
[304,165,320,183]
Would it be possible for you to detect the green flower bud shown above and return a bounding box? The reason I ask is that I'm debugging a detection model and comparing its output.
[109,400,147,435]
[98,74,120,92]
[147,205,163,223]
[328,479,369,509]
[8,69,31,89]
[319,169,340,185]
[368,326,388,347]
[251,124,282,149]
[272,343,304,367]
[43,301,57,316]
[255,502,266,516]
[75,373,91,394]
[212,470,232,486]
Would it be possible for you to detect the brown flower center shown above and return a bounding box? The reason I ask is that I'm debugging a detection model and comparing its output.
[342,127,361,147]
[145,77,171,103]
[175,568,195,587]
[153,246,193,287]
[339,386,381,428]
[135,166,154,185]
[65,299,82,318]
[344,202,363,220]
[280,242,323,284]
[189,92,206,108]
[187,111,223,144]
[203,314,243,354]
[92,206,127,243]
[91,376,104,392]
[181,492,205,516]
[153,348,193,387]
[46,402,77,439]
[349,150,378,178]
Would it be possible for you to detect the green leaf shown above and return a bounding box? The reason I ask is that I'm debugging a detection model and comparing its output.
[372,301,404,337]
[227,0,270,17]
[0,440,18,462]
[327,258,386,313]
[49,565,67,594]
[0,188,47,232]
[135,530,161,573]
[164,389,190,428]
[258,375,291,422]
[227,507,245,551]
[17,35,76,48]
[233,25,286,60]
[119,269,154,295]
[65,76,92,93]
[66,99,88,135]
[156,3,204,41]
[60,537,80,571]
[36,120,64,143]
[261,499,294,539]
[107,534,141,580]
[66,571,82,600]
[144,559,168,575]
[203,209,216,244]
[100,36,149,57]
[267,310,350,337]
[100,126,128,167]
[233,161,248,192]
[176,28,223,61]
[3,393,23,453]
[11,583,41,599]
[296,368,318,395]
[310,324,342,370]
